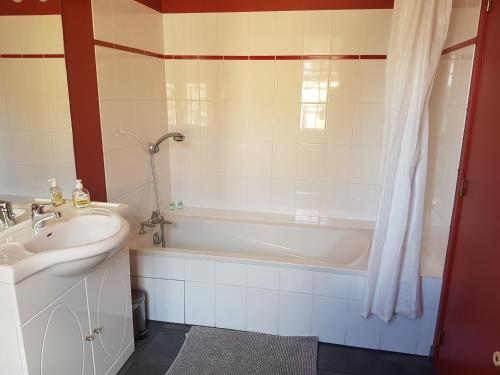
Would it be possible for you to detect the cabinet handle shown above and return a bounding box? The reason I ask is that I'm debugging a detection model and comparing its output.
[493,351,500,367]
[85,335,94,342]
[93,328,101,334]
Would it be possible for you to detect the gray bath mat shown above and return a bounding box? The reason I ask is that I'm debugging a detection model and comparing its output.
[166,326,318,375]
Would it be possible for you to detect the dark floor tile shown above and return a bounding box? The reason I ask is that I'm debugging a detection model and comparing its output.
[318,344,379,375]
[124,363,169,375]
[137,328,187,367]
[160,322,192,332]
[378,351,433,367]
[118,321,165,374]
[376,359,436,375]
[317,369,350,375]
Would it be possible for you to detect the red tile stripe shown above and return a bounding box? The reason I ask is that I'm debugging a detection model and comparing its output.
[442,37,477,55]
[0,53,64,58]
[93,41,387,61]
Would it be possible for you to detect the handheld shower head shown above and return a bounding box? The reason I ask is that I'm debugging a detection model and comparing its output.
[148,132,185,154]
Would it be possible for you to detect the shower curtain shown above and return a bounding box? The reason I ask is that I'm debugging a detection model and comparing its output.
[361,0,452,322]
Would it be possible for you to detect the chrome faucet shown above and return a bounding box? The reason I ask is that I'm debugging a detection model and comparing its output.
[0,200,16,230]
[139,210,172,248]
[31,203,61,233]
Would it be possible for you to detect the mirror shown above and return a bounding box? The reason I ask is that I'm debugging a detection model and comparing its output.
[0,7,76,200]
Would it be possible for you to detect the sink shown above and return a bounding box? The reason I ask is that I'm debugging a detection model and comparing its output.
[25,214,122,253]
[0,206,129,284]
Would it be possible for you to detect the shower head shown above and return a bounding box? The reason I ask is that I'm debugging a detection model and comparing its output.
[148,132,185,154]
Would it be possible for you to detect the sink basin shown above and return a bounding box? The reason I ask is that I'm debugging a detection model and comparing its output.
[25,214,122,253]
[0,206,129,284]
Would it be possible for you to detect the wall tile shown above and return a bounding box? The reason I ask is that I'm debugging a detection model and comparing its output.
[185,281,215,326]
[248,12,276,55]
[274,61,303,103]
[303,11,333,55]
[247,178,272,212]
[247,288,279,334]
[248,102,274,142]
[380,314,420,354]
[185,259,215,283]
[276,11,304,55]
[222,12,249,55]
[331,10,363,54]
[154,279,185,324]
[249,61,275,103]
[247,265,280,290]
[216,262,247,286]
[314,272,350,298]
[215,285,246,330]
[197,13,223,55]
[297,144,324,181]
[312,296,347,344]
[278,291,313,336]
[356,60,386,103]
[360,10,391,54]
[280,268,314,293]
[346,300,382,349]
[329,60,358,103]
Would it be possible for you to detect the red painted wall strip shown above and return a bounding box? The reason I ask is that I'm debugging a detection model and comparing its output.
[0,0,60,15]
[61,0,107,202]
[442,37,477,55]
[160,0,393,13]
[93,41,387,61]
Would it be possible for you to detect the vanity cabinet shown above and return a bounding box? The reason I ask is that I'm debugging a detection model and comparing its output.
[3,247,133,375]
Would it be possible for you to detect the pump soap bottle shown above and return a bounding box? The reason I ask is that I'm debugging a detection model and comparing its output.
[72,179,91,208]
[48,178,64,206]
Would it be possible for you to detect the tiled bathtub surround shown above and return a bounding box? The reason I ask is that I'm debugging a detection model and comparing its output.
[130,250,442,356]
[0,15,76,196]
[92,0,170,228]
[164,10,391,220]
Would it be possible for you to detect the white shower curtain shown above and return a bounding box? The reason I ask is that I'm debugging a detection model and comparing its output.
[361,0,452,322]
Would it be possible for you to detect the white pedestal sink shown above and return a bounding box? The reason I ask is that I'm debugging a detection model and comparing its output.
[0,204,130,284]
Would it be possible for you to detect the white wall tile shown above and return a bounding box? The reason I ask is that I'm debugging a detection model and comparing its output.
[314,272,350,298]
[416,308,438,356]
[215,285,246,330]
[274,61,303,102]
[280,268,314,294]
[348,275,366,301]
[312,296,347,344]
[345,300,382,349]
[422,277,443,310]
[276,11,304,55]
[380,314,420,354]
[303,11,333,55]
[216,262,247,286]
[222,13,249,55]
[154,279,185,324]
[279,291,313,336]
[130,254,154,277]
[247,265,280,290]
[248,12,276,55]
[360,10,391,54]
[185,259,215,283]
[154,256,185,280]
[331,10,363,54]
[247,288,279,334]
[185,281,215,326]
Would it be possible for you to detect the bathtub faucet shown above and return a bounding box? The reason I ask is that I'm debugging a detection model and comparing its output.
[139,210,172,248]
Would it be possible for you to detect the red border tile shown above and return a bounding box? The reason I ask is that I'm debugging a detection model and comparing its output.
[0,53,64,59]
[442,38,477,55]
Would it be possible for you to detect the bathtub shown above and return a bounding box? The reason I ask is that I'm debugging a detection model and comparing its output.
[130,210,442,356]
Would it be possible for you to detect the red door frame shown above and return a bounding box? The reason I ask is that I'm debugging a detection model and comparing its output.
[433,0,489,362]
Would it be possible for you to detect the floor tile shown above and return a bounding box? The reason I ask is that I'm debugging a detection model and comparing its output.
[318,343,379,374]
[124,363,169,375]
[376,358,436,375]
[137,328,187,367]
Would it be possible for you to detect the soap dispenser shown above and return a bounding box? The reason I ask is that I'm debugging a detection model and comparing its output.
[72,179,91,208]
[48,178,64,206]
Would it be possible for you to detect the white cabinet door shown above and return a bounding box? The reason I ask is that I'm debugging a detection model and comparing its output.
[87,248,134,375]
[21,280,94,375]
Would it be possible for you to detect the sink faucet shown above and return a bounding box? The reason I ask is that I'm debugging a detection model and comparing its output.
[0,200,16,230]
[31,203,61,233]
[139,210,172,248]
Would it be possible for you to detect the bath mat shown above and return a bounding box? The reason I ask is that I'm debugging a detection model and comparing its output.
[166,326,318,375]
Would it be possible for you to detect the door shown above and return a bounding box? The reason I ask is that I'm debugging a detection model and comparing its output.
[435,2,500,374]
[86,248,134,375]
[21,280,94,375]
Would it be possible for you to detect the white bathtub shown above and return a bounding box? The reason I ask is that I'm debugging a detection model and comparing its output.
[163,216,371,269]
[130,210,442,356]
